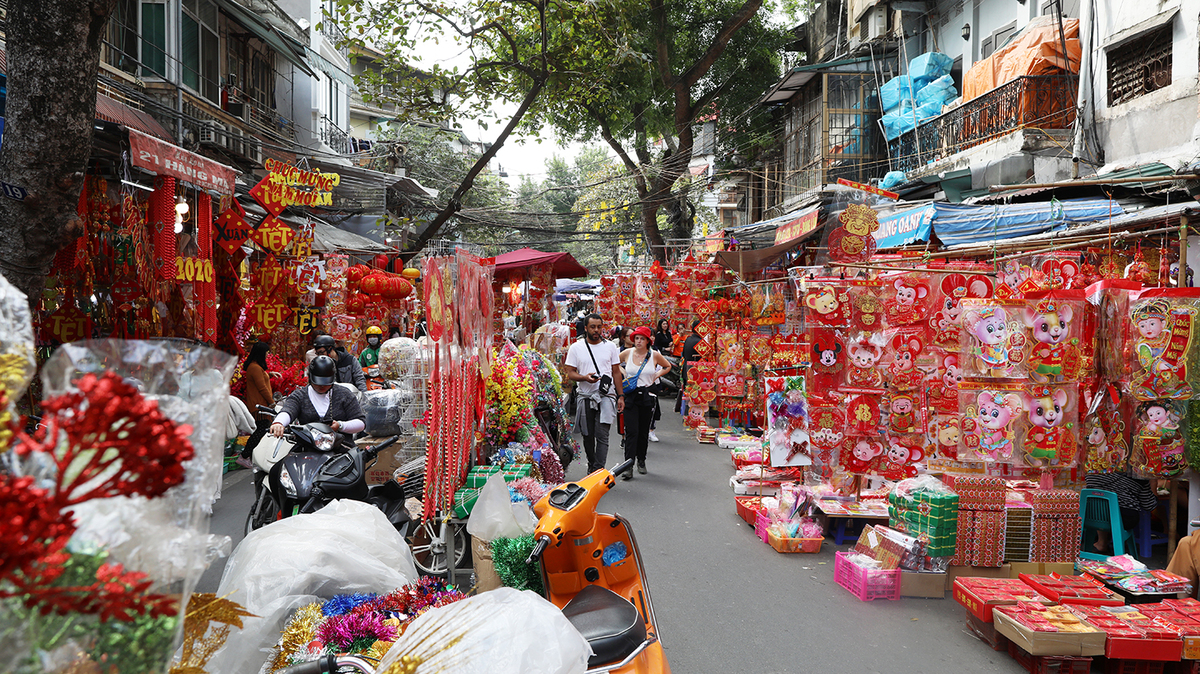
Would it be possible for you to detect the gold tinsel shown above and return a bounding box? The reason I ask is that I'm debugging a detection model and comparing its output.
[169,593,257,674]
[265,602,323,674]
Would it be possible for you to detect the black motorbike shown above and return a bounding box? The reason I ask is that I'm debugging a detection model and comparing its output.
[245,421,412,537]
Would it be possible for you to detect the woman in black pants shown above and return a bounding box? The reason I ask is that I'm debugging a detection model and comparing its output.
[619,326,672,480]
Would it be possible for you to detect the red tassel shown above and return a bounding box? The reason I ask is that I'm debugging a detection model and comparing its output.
[151,177,176,280]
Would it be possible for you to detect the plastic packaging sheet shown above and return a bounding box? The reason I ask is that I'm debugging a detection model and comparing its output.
[2,338,236,674]
[0,274,36,409]
[963,16,1080,102]
[207,500,418,673]
[467,472,536,542]
[361,386,419,436]
[375,587,591,674]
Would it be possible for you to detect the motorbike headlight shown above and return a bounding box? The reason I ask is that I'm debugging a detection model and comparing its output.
[314,431,336,451]
[279,469,297,497]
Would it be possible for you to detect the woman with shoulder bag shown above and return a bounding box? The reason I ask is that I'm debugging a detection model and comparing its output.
[619,326,672,480]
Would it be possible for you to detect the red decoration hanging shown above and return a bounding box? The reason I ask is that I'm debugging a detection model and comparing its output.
[151,176,176,280]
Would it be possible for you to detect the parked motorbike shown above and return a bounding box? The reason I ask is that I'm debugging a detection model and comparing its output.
[528,459,671,673]
[245,411,411,538]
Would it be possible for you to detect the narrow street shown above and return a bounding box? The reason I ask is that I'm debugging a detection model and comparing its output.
[204,409,1023,672]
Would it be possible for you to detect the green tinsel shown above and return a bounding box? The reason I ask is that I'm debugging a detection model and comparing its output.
[490,534,545,595]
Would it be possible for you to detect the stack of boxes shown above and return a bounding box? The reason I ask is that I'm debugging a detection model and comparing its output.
[452,464,534,518]
[888,483,959,560]
[1029,489,1082,563]
[947,476,1007,567]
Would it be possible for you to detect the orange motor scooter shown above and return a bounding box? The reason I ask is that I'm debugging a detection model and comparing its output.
[528,459,671,674]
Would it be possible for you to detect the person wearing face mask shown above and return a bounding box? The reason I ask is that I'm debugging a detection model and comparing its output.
[360,325,384,368]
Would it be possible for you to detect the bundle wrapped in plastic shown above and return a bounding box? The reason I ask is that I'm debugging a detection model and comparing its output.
[374,587,591,674]
[1,336,236,674]
[378,337,427,380]
[909,52,954,85]
[361,386,418,436]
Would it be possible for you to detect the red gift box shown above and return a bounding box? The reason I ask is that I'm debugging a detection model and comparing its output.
[946,475,1008,511]
[951,509,975,565]
[1028,489,1081,517]
[971,510,1007,567]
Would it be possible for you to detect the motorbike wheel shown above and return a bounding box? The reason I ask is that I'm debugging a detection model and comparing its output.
[244,489,276,536]
[407,518,467,576]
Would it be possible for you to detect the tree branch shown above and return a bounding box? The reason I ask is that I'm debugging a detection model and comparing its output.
[677,0,764,89]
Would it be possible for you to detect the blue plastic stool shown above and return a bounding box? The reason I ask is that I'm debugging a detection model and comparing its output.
[1079,488,1133,561]
[1132,507,1168,559]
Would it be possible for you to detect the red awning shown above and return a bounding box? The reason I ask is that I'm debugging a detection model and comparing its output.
[491,248,588,279]
[96,93,174,142]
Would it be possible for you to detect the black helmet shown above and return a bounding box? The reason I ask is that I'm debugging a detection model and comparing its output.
[309,355,337,385]
[313,334,336,350]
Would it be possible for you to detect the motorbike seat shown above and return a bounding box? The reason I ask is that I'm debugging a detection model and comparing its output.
[561,584,647,668]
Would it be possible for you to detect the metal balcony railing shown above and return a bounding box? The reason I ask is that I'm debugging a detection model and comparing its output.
[888,73,1078,174]
[320,114,351,154]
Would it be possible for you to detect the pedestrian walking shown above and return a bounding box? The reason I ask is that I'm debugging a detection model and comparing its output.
[620,326,672,479]
[564,313,625,473]
[240,340,273,459]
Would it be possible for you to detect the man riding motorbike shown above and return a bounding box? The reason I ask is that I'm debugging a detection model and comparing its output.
[270,355,366,439]
[312,334,368,392]
[359,326,383,368]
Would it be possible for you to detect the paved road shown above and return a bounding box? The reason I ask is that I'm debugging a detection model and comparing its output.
[202,409,1024,672]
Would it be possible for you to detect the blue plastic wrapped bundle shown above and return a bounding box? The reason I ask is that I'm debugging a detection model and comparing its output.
[914,99,946,122]
[880,75,916,113]
[879,171,907,190]
[908,52,954,85]
[916,74,958,107]
[881,110,918,140]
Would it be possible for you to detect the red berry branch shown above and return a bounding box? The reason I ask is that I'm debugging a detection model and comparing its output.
[0,371,196,620]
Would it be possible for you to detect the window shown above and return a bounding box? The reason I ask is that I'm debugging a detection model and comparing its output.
[1041,0,1080,19]
[141,1,165,77]
[982,21,1018,59]
[104,0,139,74]
[1107,23,1173,106]
[181,0,219,102]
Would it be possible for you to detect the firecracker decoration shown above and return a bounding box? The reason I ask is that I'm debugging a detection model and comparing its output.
[1,372,193,621]
[151,176,177,281]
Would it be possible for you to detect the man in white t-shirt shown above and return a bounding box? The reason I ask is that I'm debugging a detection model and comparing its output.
[564,313,625,473]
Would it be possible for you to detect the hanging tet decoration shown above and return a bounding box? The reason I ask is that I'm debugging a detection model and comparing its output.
[253,216,294,254]
[826,203,879,263]
[214,201,254,256]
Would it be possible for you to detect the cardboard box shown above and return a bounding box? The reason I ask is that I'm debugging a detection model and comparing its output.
[1009,562,1077,577]
[902,571,947,598]
[992,609,1107,657]
[947,564,1013,589]
[471,535,503,593]
[965,611,1009,651]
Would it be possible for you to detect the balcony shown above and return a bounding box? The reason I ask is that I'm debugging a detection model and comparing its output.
[887,74,1078,174]
[320,114,351,154]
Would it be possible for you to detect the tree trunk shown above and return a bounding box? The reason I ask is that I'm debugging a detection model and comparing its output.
[0,0,115,308]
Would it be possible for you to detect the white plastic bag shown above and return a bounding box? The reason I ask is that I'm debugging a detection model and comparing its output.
[205,500,417,674]
[467,472,536,542]
[375,587,591,674]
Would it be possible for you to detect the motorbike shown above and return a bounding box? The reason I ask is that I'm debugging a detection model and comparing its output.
[245,409,411,538]
[656,355,681,398]
[527,459,670,673]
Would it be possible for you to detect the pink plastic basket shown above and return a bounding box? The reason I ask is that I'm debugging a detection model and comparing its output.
[754,513,770,543]
[834,551,901,601]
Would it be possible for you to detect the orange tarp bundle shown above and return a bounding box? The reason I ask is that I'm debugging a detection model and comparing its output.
[962,16,1081,102]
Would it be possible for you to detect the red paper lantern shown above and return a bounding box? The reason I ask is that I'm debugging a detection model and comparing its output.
[374,253,389,269]
[360,273,386,296]
[346,294,366,315]
[382,276,413,300]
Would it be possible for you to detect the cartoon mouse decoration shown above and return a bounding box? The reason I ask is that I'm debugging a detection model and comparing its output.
[810,331,846,394]
[1023,299,1080,383]
[841,438,884,473]
[962,302,1027,377]
[885,277,930,326]
[845,335,885,389]
[805,286,851,326]
[930,273,993,349]
[961,389,1024,461]
[888,333,925,390]
[1022,385,1074,468]
[882,440,924,479]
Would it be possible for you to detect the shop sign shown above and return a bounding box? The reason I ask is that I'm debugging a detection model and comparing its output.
[837,177,899,200]
[772,208,820,245]
[874,205,933,250]
[294,307,320,334]
[248,159,340,214]
[175,257,215,283]
[253,216,294,254]
[128,129,235,193]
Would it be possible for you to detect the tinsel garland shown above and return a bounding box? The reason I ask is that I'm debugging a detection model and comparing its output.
[321,592,377,617]
[490,534,545,595]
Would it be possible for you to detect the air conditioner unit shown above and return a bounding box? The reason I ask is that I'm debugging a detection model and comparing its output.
[198,120,226,148]
[866,6,889,40]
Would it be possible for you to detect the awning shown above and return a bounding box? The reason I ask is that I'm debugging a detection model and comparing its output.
[491,248,588,279]
[213,0,315,78]
[760,56,876,105]
[96,93,173,141]
[945,202,1191,253]
[310,218,393,252]
[931,198,1124,247]
[1104,8,1178,49]
[714,237,807,277]
[304,45,355,88]
[556,278,601,293]
[874,204,934,249]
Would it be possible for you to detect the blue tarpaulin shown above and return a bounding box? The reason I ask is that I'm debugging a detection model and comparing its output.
[931,198,1124,247]
[874,204,934,249]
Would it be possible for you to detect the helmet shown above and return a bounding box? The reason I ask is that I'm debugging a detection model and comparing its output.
[309,355,337,385]
[365,325,383,336]
[313,334,336,350]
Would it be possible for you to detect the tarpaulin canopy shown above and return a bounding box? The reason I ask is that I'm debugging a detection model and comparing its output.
[555,278,601,293]
[715,237,807,277]
[930,198,1123,247]
[492,248,588,279]
[963,15,1080,101]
